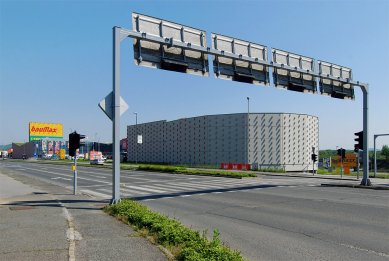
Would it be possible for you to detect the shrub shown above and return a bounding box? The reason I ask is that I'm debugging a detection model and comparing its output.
[105,200,245,261]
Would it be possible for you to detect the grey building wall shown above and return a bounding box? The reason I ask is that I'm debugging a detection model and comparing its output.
[12,142,35,159]
[127,113,319,171]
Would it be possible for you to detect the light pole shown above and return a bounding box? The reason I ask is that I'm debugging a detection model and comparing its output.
[134,112,138,164]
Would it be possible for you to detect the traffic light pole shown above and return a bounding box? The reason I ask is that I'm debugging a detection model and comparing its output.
[73,156,77,195]
[361,85,370,186]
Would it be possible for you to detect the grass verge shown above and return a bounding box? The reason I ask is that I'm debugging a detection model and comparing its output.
[137,165,256,178]
[105,199,245,261]
[317,168,389,179]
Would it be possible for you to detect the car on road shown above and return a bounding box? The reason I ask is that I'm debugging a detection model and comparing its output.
[90,159,104,165]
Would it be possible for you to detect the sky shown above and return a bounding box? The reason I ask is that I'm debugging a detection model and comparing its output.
[0,0,388,150]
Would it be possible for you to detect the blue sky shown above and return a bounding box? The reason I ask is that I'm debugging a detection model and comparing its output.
[0,0,388,149]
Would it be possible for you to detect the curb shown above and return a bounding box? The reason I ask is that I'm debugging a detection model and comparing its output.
[255,172,358,181]
[321,183,389,190]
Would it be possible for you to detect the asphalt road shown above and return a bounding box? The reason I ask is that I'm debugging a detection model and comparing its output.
[1,160,388,261]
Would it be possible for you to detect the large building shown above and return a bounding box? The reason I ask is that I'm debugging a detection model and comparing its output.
[127,113,319,171]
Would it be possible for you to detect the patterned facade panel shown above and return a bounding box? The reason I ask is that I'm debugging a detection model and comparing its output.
[127,113,318,171]
[280,114,318,171]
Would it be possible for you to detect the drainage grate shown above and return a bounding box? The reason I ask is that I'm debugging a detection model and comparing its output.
[33,192,48,195]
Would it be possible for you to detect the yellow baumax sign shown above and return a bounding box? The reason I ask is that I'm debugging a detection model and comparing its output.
[29,122,63,141]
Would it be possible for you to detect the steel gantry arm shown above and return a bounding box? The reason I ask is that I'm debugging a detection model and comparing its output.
[110,25,372,203]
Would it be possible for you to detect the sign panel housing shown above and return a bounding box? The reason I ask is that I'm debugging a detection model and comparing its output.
[212,33,269,85]
[272,49,317,93]
[132,13,209,76]
[318,61,354,100]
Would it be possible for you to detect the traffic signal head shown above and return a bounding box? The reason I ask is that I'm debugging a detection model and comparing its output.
[69,132,77,157]
[68,131,86,157]
[311,153,317,162]
[337,149,341,156]
[354,131,363,151]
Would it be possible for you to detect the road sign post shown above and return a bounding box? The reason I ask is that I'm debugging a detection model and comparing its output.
[111,26,122,204]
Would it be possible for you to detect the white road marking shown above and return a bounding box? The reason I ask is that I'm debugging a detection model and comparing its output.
[123,185,166,193]
[79,184,107,188]
[141,184,178,192]
[61,201,82,261]
[86,175,107,179]
[20,166,112,184]
[81,189,110,198]
[51,177,71,181]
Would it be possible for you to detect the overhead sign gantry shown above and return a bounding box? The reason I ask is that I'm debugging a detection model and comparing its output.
[107,12,371,203]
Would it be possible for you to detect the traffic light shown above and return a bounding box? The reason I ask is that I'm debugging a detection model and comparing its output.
[68,131,86,157]
[337,148,346,159]
[311,153,317,162]
[354,131,363,152]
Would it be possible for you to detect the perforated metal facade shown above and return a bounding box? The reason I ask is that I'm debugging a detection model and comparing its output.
[127,113,318,171]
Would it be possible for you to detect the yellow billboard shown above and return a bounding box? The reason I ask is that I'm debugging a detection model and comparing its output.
[29,122,63,141]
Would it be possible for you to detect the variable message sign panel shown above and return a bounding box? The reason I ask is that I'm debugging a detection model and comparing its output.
[212,33,269,85]
[272,49,317,93]
[132,13,209,76]
[318,61,354,100]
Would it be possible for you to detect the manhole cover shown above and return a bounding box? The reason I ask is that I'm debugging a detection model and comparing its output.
[9,206,36,211]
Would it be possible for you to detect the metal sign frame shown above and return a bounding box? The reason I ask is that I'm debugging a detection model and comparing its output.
[211,33,269,85]
[272,48,317,94]
[318,60,354,100]
[131,13,209,77]
[109,15,371,203]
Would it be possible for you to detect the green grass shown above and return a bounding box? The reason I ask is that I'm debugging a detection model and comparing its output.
[105,199,245,261]
[317,168,389,179]
[137,164,256,178]
[254,168,286,173]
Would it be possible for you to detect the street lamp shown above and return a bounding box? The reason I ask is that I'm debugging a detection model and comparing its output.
[134,112,138,164]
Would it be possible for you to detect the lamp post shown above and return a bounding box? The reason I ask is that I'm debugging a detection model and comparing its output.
[134,112,138,164]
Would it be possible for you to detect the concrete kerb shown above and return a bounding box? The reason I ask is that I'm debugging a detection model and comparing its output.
[253,171,359,181]
[321,183,389,190]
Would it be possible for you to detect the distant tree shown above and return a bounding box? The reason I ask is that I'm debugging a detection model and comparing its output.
[319,150,337,159]
[381,145,389,161]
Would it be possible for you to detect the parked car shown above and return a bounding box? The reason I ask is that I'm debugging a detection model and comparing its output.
[90,159,104,165]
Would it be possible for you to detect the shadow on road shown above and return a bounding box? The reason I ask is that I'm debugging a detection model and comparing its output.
[2,198,110,210]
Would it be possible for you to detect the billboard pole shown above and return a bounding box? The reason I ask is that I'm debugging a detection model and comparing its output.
[361,84,370,186]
